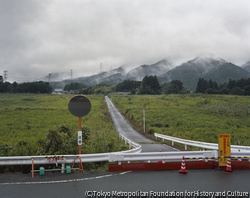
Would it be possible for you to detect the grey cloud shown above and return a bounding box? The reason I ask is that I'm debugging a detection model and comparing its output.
[0,0,249,82]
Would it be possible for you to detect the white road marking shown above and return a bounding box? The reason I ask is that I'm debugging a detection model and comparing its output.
[0,171,131,185]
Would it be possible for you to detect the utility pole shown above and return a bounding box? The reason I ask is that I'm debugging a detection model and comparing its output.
[3,70,7,81]
[71,69,73,81]
[48,73,52,82]
[142,109,146,132]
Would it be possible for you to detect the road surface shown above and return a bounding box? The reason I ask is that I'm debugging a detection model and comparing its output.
[105,96,177,152]
[1,170,250,197]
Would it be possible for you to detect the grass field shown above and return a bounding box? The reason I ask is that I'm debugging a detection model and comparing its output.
[0,94,128,156]
[111,94,250,147]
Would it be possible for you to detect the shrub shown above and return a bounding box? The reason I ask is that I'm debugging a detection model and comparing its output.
[148,128,154,134]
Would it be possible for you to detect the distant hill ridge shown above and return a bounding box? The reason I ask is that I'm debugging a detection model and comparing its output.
[50,53,250,91]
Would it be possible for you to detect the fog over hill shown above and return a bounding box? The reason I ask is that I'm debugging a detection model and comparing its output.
[242,61,250,72]
[47,54,250,91]
[126,59,173,81]
[158,54,250,91]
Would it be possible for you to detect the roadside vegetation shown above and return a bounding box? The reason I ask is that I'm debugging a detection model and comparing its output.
[0,94,128,172]
[111,94,250,148]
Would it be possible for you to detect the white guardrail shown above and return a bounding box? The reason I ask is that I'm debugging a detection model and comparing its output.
[2,130,250,167]
[109,134,250,163]
[109,150,250,164]
[154,133,250,151]
[0,133,141,166]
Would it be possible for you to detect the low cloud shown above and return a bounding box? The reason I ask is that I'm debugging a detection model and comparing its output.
[0,0,249,82]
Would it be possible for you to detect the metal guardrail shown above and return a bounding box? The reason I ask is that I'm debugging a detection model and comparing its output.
[154,133,250,151]
[0,133,141,166]
[109,150,217,163]
[109,150,250,164]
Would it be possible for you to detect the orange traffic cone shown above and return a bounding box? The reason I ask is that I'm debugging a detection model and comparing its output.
[158,150,162,163]
[223,155,234,174]
[179,156,188,175]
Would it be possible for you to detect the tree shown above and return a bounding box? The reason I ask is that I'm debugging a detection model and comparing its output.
[195,78,208,93]
[139,75,161,95]
[205,88,216,94]
[213,81,219,90]
[231,87,244,95]
[115,80,141,93]
[64,82,87,91]
[170,80,183,93]
[220,87,230,94]
[208,79,213,89]
[162,80,184,94]
[228,79,236,90]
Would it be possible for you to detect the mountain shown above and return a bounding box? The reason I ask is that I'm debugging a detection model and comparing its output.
[126,59,173,81]
[49,53,250,91]
[59,59,173,87]
[242,61,250,72]
[158,54,250,91]
[62,66,127,86]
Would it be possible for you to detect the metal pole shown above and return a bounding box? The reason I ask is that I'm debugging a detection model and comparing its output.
[32,157,34,178]
[143,111,145,133]
[61,163,65,174]
[79,117,81,155]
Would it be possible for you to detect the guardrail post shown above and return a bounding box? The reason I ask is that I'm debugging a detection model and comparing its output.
[32,157,34,178]
[172,141,174,146]
[185,145,187,150]
[61,163,65,173]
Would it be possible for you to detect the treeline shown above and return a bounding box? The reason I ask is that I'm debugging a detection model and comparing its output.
[64,82,87,91]
[115,76,185,94]
[195,78,250,95]
[68,75,184,95]
[80,82,114,95]
[77,75,162,95]
[0,79,52,94]
[115,80,141,94]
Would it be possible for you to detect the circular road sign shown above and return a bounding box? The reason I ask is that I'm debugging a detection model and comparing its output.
[68,95,91,117]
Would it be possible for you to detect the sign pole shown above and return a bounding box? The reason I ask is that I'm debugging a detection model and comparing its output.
[143,111,145,133]
[68,95,91,156]
[142,109,146,133]
[79,117,81,155]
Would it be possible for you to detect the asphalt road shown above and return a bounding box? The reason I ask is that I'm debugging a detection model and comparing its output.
[1,169,250,198]
[105,96,178,152]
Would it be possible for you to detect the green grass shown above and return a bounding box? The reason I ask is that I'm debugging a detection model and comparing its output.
[0,94,128,155]
[111,94,250,146]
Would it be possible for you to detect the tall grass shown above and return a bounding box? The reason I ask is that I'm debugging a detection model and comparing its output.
[111,94,250,146]
[0,94,128,156]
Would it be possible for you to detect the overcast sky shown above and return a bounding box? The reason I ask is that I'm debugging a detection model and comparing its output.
[0,0,250,82]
